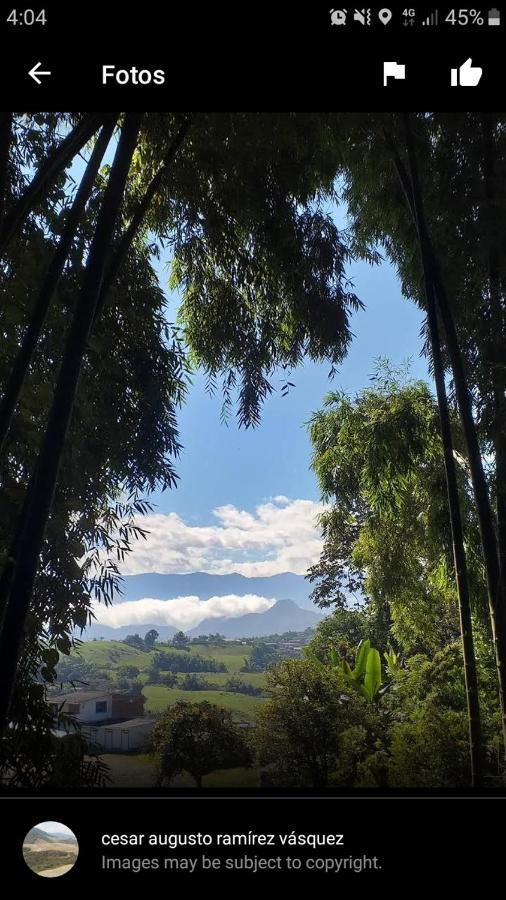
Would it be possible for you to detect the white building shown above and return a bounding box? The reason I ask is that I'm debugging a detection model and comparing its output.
[48,690,154,752]
[81,717,155,752]
[49,690,114,723]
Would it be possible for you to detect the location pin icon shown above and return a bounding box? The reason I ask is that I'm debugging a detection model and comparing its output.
[379,8,393,24]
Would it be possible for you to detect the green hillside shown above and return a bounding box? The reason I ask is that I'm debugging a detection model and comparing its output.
[74,639,252,674]
[188,643,251,673]
[143,685,263,721]
[205,671,266,689]
[74,640,154,669]
[64,640,263,722]
[24,827,57,844]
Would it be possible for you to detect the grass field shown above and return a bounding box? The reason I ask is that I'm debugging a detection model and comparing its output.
[101,753,261,788]
[74,640,153,669]
[101,753,157,788]
[74,640,252,676]
[187,643,251,673]
[143,685,264,721]
[23,846,78,875]
[69,640,264,721]
[205,671,266,689]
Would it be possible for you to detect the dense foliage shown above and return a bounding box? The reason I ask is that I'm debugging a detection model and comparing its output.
[148,650,228,676]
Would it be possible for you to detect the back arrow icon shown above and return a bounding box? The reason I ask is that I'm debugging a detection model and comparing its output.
[28,62,51,84]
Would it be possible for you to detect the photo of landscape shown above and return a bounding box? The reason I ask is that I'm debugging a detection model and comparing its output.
[22,822,78,877]
[1,111,506,792]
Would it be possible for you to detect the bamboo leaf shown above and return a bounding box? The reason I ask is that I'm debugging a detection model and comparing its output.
[364,648,382,700]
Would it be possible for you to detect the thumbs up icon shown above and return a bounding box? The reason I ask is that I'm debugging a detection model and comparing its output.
[451,58,482,86]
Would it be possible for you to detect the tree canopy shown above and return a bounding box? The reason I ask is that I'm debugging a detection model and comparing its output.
[308,367,488,652]
[151,700,251,788]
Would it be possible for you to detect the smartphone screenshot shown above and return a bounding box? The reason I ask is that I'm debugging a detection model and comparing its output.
[0,1,504,886]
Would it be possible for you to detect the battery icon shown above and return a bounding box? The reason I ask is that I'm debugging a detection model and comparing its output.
[488,8,501,25]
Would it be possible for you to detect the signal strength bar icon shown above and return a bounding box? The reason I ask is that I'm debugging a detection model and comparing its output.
[422,9,439,25]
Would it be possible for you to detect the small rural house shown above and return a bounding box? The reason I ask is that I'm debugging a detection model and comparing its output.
[81,717,154,752]
[48,689,154,751]
[49,689,145,723]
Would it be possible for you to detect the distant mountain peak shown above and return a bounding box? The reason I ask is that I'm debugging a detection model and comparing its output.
[188,596,321,639]
[272,597,297,609]
[82,573,325,641]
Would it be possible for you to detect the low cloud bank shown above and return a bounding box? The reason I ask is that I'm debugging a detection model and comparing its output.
[92,593,275,631]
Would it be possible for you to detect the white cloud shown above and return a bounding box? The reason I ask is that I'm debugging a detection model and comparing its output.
[93,593,275,630]
[115,497,325,577]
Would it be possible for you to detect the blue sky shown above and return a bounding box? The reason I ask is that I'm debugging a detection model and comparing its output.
[154,249,429,523]
[104,226,432,598]
[70,139,434,625]
[73,140,429,531]
[95,232,433,630]
[70,130,430,583]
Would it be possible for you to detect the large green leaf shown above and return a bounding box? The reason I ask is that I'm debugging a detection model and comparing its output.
[363,648,382,700]
[353,639,370,680]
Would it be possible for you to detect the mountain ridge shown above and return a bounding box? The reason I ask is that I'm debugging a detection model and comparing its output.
[83,597,322,641]
[24,827,75,845]
[188,597,321,638]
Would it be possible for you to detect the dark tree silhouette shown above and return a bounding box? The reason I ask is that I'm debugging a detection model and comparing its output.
[95,114,192,325]
[0,113,103,255]
[0,111,12,236]
[393,113,506,759]
[0,114,142,729]
[0,116,118,457]
[384,120,484,783]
